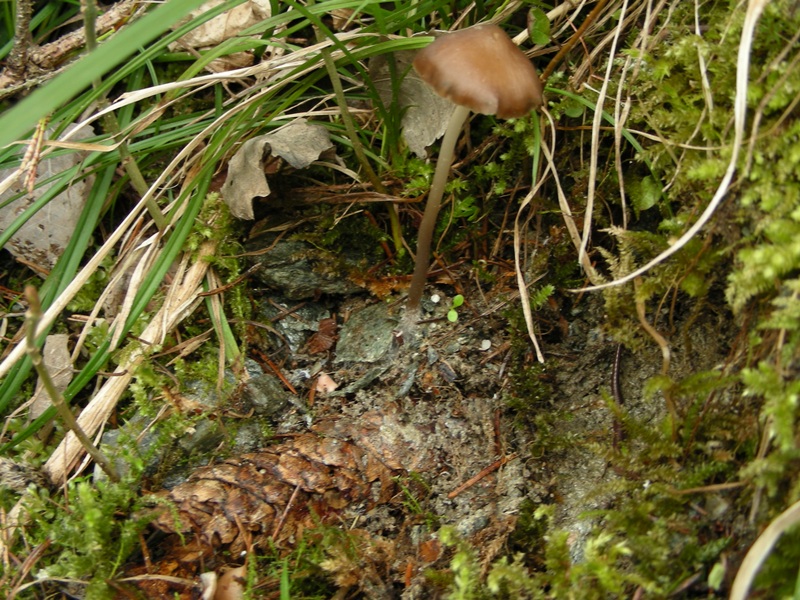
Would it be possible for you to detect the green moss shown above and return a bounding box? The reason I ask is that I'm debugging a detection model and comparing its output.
[19,474,150,599]
[66,254,116,313]
[308,207,389,268]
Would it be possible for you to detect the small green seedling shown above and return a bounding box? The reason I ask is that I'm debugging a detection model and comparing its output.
[448,295,465,322]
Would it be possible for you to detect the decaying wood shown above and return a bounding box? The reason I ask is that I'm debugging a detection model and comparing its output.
[0,0,144,98]
[5,0,34,84]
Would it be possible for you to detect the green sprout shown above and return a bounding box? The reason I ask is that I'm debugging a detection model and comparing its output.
[448,295,465,323]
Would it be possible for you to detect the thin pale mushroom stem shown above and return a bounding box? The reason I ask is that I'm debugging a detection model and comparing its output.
[406,104,471,318]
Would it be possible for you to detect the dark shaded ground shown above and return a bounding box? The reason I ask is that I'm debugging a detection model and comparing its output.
[124,234,734,598]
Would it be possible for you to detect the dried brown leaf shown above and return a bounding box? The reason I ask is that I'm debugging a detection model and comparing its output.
[306,317,338,354]
[369,51,453,158]
[171,0,271,50]
[222,120,334,219]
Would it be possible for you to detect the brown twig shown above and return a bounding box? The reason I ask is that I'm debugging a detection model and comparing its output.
[272,483,302,541]
[0,0,142,99]
[448,454,517,499]
[24,286,120,482]
[253,348,298,395]
[31,0,138,70]
[5,0,34,82]
[541,0,613,82]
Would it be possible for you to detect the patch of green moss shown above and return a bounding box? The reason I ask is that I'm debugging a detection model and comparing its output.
[308,208,389,268]
[66,254,117,313]
[18,472,149,599]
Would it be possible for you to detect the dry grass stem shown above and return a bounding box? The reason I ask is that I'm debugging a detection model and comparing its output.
[573,0,767,292]
[580,0,630,265]
[513,187,545,363]
[730,499,800,600]
[540,107,603,284]
[42,240,218,483]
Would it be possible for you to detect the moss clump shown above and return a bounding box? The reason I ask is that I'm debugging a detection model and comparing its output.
[19,474,150,599]
[484,1,800,597]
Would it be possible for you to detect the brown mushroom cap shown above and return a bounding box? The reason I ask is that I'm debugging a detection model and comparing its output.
[412,23,543,119]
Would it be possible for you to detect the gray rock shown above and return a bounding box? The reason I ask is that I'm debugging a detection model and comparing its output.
[335,302,398,363]
[239,373,294,418]
[250,239,361,299]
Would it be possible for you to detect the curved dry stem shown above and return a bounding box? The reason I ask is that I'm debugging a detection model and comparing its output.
[540,107,603,285]
[572,0,767,293]
[730,498,800,600]
[581,0,630,266]
[613,54,633,230]
[513,190,546,364]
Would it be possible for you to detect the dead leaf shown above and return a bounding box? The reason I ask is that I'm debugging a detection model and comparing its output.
[169,1,272,71]
[29,333,73,421]
[220,137,271,219]
[348,272,408,298]
[222,120,334,219]
[419,538,442,563]
[171,0,271,50]
[331,9,357,31]
[0,124,95,270]
[306,317,338,354]
[370,50,454,158]
[263,120,335,170]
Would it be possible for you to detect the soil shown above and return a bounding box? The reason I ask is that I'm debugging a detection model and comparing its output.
[127,243,734,598]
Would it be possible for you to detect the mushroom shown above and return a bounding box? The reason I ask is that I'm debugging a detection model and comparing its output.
[405,23,543,318]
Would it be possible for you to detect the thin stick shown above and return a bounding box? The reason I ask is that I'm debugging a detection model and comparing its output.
[272,483,302,541]
[24,286,119,482]
[448,453,517,499]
